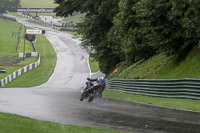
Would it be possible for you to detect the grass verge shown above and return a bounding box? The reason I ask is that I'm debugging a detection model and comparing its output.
[0,58,38,80]
[103,90,200,112]
[89,57,100,73]
[0,112,124,133]
[4,34,57,87]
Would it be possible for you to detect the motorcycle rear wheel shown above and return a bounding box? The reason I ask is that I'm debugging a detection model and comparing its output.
[87,91,96,102]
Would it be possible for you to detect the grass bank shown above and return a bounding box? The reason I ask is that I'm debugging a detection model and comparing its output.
[0,113,124,133]
[108,45,200,79]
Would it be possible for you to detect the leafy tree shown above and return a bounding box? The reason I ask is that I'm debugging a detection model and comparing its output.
[110,0,156,63]
[134,0,174,54]
[182,0,200,46]
[108,0,136,62]
[0,0,20,13]
[0,0,7,13]
[133,0,196,55]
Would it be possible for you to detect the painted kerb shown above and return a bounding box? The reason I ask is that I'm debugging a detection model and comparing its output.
[106,79,200,100]
[0,54,40,87]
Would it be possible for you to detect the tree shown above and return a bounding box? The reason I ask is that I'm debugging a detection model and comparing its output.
[0,0,7,13]
[0,0,20,14]
[129,0,185,56]
[183,0,200,46]
[109,0,156,63]
[54,0,200,74]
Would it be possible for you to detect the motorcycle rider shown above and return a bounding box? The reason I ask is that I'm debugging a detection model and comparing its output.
[87,77,106,98]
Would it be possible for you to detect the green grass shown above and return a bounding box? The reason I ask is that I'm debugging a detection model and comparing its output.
[157,45,200,79]
[0,112,124,133]
[20,0,56,8]
[0,19,33,55]
[17,58,37,65]
[89,57,100,73]
[0,58,38,79]
[0,66,21,78]
[104,90,200,112]
[108,45,200,79]
[4,34,57,87]
[62,13,86,24]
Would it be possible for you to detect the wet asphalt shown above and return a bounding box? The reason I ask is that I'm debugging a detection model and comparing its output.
[0,16,200,133]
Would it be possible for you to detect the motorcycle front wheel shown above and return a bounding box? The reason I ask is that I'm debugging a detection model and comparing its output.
[80,91,87,101]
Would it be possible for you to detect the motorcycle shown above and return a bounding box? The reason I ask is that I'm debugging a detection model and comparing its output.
[79,81,100,102]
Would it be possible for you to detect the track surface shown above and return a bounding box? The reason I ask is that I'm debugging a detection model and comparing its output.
[0,16,200,133]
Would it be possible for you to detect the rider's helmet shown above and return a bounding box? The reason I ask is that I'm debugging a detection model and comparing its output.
[99,76,106,81]
[103,77,106,81]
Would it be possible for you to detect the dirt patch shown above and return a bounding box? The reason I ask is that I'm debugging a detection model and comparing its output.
[0,55,23,66]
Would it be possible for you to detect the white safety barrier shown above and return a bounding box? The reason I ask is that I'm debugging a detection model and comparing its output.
[0,54,40,87]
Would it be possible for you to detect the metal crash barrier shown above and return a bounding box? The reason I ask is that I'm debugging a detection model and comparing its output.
[106,78,200,100]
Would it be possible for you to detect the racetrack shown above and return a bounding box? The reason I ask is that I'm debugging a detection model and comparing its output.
[0,16,200,133]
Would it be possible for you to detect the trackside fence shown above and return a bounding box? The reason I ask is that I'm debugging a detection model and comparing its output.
[0,54,40,87]
[106,79,200,100]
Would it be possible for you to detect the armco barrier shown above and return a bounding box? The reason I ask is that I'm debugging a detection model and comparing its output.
[0,54,40,87]
[106,79,200,100]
